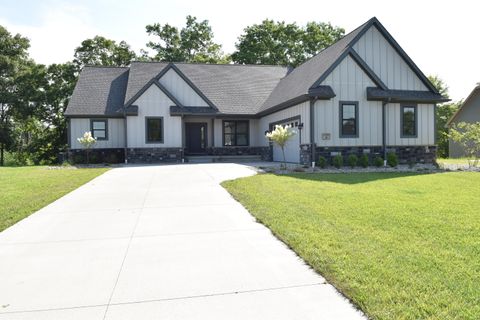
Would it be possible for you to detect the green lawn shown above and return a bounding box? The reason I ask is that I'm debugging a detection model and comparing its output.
[223,172,480,320]
[0,166,108,232]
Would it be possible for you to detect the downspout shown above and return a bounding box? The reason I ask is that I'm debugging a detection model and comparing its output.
[309,97,317,167]
[181,115,185,162]
[382,99,389,165]
[123,110,128,164]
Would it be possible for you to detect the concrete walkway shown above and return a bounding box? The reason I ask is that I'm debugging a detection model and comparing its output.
[0,163,365,319]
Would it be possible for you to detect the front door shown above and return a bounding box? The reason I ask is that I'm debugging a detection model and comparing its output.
[185,123,207,154]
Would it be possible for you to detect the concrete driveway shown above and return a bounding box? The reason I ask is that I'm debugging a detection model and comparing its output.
[0,163,365,319]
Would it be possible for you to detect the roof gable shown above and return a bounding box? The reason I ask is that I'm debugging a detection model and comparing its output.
[352,24,429,91]
[447,85,480,126]
[259,17,441,114]
[157,64,214,108]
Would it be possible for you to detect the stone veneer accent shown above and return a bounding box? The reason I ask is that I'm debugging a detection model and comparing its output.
[69,148,125,164]
[206,146,272,161]
[300,144,437,165]
[127,148,183,163]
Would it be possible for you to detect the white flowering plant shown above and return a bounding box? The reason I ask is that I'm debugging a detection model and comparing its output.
[77,131,96,164]
[266,124,296,169]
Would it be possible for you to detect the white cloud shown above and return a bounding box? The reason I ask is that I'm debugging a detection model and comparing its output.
[0,2,98,65]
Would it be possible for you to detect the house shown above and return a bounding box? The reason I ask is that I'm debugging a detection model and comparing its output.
[447,85,480,158]
[65,17,448,165]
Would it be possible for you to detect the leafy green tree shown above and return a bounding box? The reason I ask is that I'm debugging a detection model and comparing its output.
[449,122,480,166]
[73,36,137,69]
[428,75,460,158]
[232,20,344,67]
[0,25,31,166]
[145,15,230,63]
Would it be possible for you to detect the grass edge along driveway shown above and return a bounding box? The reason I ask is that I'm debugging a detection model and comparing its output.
[222,172,480,320]
[0,166,108,232]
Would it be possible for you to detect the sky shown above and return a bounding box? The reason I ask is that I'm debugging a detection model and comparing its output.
[0,0,478,101]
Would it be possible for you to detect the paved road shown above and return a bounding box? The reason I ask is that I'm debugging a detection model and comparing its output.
[0,163,365,319]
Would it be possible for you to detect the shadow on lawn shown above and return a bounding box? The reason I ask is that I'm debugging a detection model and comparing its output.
[277,171,439,185]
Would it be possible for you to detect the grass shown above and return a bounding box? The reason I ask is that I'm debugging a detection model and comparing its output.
[0,166,108,232]
[223,172,480,320]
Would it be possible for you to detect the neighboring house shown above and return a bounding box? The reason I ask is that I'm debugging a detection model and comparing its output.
[65,17,447,164]
[447,85,480,158]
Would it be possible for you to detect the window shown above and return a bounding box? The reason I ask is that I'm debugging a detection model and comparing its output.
[91,120,107,140]
[340,102,358,137]
[401,105,417,137]
[223,120,249,146]
[145,117,164,143]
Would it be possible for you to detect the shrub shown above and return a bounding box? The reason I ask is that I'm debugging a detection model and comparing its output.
[359,154,369,168]
[347,154,358,168]
[387,152,398,167]
[374,156,384,167]
[317,156,327,169]
[332,154,343,169]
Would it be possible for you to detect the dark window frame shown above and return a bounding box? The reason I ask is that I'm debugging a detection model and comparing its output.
[145,117,164,144]
[400,104,418,138]
[222,120,249,147]
[90,119,108,141]
[339,101,359,138]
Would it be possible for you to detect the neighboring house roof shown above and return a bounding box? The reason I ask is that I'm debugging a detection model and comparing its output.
[65,17,445,118]
[447,85,480,126]
[64,66,129,117]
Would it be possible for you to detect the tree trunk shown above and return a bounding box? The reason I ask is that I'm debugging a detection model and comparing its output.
[0,143,4,166]
[86,149,90,165]
[281,146,286,170]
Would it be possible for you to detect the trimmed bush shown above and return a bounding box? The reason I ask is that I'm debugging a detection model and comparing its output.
[317,156,327,169]
[408,157,416,168]
[332,154,343,169]
[374,156,384,167]
[359,154,369,168]
[348,154,358,168]
[387,152,398,167]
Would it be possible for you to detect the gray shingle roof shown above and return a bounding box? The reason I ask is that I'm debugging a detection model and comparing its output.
[258,20,370,113]
[65,66,129,117]
[175,63,288,114]
[66,17,440,118]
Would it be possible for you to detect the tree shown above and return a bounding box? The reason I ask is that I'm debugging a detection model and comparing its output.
[428,75,461,158]
[145,15,230,63]
[232,20,344,67]
[449,122,480,167]
[266,125,296,169]
[0,25,31,166]
[77,131,96,164]
[73,36,137,69]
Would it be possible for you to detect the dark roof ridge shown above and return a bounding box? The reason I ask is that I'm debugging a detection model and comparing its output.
[130,60,288,68]
[83,65,130,69]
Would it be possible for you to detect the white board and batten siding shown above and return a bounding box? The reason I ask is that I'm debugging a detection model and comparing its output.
[352,25,428,91]
[386,103,435,146]
[69,118,125,149]
[258,100,310,163]
[158,69,209,106]
[317,55,383,147]
[126,84,182,148]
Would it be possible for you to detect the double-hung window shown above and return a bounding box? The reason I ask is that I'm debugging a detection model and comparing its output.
[340,102,358,137]
[401,105,417,137]
[223,120,249,146]
[146,117,164,143]
[91,119,108,140]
